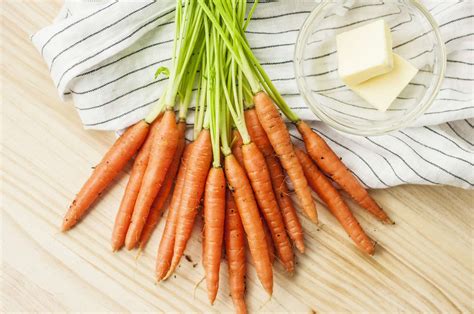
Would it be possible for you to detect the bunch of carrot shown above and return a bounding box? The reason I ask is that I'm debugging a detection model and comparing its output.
[61,0,393,312]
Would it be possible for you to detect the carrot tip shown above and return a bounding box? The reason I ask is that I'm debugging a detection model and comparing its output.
[60,222,70,232]
[383,217,395,225]
[162,267,174,281]
[135,248,143,260]
[264,286,273,296]
[233,298,247,314]
[295,242,305,254]
[309,215,318,224]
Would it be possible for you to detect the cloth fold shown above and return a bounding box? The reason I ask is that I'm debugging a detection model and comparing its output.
[32,0,473,188]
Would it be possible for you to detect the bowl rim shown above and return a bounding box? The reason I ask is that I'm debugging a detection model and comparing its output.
[294,0,447,136]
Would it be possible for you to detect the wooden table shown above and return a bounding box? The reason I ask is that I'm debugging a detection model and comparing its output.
[2,1,473,312]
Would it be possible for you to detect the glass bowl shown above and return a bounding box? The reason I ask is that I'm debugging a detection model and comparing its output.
[294,0,446,136]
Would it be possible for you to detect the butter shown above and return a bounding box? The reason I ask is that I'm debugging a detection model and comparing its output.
[336,20,393,86]
[348,54,418,112]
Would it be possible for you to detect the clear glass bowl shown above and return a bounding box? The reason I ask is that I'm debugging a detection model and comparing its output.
[294,0,446,136]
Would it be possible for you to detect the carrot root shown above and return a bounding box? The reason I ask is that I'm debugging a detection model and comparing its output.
[266,155,305,254]
[125,111,179,250]
[111,118,162,251]
[203,167,226,304]
[62,120,150,232]
[139,121,187,250]
[165,129,212,279]
[155,143,193,281]
[242,142,294,273]
[245,107,304,253]
[253,92,318,224]
[225,190,247,314]
[262,218,275,264]
[297,121,392,224]
[296,148,375,255]
[225,154,273,295]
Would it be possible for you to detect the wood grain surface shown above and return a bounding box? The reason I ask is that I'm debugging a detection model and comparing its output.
[1,1,473,312]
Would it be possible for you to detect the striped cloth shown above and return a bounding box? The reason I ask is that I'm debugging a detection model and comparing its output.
[31,0,473,189]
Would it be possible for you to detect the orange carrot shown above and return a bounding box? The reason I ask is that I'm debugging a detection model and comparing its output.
[111,117,162,251]
[225,154,273,295]
[203,167,226,304]
[225,189,247,314]
[62,120,150,231]
[297,121,392,224]
[265,155,305,253]
[262,217,275,264]
[138,121,187,250]
[165,129,212,278]
[242,142,294,273]
[244,108,273,157]
[125,110,179,249]
[296,149,375,255]
[253,92,318,223]
[232,128,282,261]
[231,129,244,166]
[245,108,305,253]
[155,142,192,280]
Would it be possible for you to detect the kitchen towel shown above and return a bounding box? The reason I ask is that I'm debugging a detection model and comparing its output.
[31,0,473,189]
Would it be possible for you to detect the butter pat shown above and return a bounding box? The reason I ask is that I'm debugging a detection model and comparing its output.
[337,20,393,85]
[349,54,418,112]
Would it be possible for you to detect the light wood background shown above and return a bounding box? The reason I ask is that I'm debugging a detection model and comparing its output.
[2,1,473,312]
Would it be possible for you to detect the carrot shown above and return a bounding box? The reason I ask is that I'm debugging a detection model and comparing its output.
[138,121,186,250]
[253,92,318,224]
[245,107,304,253]
[165,129,212,278]
[262,217,275,264]
[296,149,375,255]
[231,129,244,166]
[111,117,162,251]
[155,142,192,281]
[125,110,179,249]
[62,120,150,231]
[203,167,226,304]
[244,108,273,157]
[225,154,273,295]
[242,142,294,273]
[225,189,247,314]
[296,121,392,224]
[265,155,305,253]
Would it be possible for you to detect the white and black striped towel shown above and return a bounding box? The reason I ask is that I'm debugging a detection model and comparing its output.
[32,0,473,189]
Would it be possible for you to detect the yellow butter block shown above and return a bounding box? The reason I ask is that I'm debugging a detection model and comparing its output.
[337,19,394,86]
[348,53,418,112]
